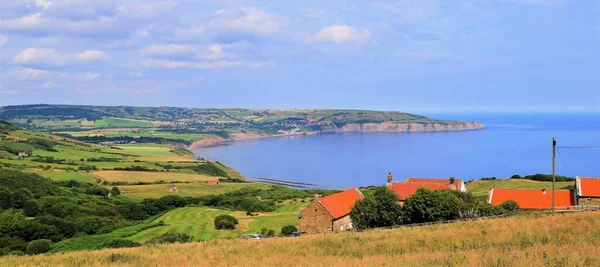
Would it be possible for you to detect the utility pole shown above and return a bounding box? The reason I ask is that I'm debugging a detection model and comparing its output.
[552,137,556,215]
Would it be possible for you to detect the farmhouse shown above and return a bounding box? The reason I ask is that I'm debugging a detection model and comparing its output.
[5,135,20,142]
[405,177,467,192]
[386,176,467,203]
[487,188,577,210]
[298,188,364,234]
[167,184,178,192]
[18,152,29,158]
[208,179,220,185]
[576,177,600,204]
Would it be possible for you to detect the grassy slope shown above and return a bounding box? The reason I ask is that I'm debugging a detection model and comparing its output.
[128,204,305,242]
[6,212,600,266]
[93,171,215,183]
[467,179,575,201]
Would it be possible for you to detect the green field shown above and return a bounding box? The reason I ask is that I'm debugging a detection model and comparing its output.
[466,179,575,201]
[115,183,268,200]
[31,170,98,183]
[128,205,302,242]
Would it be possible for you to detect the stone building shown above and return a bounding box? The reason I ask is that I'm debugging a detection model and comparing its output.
[298,188,364,233]
[576,177,600,204]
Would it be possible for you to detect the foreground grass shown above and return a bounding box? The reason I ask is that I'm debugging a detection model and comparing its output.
[4,212,600,266]
[467,179,575,201]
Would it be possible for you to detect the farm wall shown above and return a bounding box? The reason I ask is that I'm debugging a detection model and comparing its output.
[298,201,333,234]
[332,215,353,232]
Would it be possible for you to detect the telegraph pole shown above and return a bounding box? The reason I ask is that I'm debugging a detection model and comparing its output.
[552,137,556,215]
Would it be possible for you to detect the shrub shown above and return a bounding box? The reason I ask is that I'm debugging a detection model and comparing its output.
[26,239,52,255]
[499,200,519,213]
[99,239,141,249]
[267,229,275,237]
[510,174,522,179]
[147,233,192,244]
[281,225,298,235]
[22,200,39,217]
[110,187,121,196]
[214,214,238,230]
[350,186,403,229]
[402,188,461,224]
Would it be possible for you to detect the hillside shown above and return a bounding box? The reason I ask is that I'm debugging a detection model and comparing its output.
[2,212,599,266]
[0,105,484,148]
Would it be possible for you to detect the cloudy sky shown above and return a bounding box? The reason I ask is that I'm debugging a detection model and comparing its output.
[0,0,598,113]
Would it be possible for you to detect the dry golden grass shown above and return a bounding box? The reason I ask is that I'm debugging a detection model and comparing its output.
[3,212,600,266]
[93,171,214,183]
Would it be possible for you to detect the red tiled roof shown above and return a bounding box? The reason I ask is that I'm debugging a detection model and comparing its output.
[578,177,600,197]
[406,178,463,188]
[389,182,449,201]
[488,188,575,210]
[208,179,219,184]
[319,188,364,219]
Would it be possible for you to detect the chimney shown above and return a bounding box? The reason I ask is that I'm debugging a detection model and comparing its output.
[387,172,393,185]
[313,193,321,202]
[542,188,547,194]
[449,176,455,184]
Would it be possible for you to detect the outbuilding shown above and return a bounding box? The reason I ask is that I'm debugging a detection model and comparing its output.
[298,188,364,233]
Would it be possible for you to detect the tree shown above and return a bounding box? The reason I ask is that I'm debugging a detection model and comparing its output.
[26,239,52,255]
[266,229,275,237]
[510,174,522,179]
[23,200,39,217]
[280,225,298,235]
[148,233,192,244]
[214,214,238,230]
[402,188,461,224]
[350,186,403,230]
[110,187,121,196]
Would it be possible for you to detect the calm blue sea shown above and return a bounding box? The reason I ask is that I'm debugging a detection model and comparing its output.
[193,113,600,189]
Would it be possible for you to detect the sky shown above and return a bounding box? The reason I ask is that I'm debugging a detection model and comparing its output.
[0,0,598,114]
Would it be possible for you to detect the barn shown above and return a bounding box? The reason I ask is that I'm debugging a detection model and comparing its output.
[487,188,577,210]
[576,177,600,204]
[298,188,364,234]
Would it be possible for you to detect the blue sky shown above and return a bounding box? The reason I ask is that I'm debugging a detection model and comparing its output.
[0,0,598,113]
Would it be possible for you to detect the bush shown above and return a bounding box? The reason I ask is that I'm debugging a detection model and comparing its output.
[147,233,192,244]
[510,174,522,179]
[350,187,403,229]
[22,200,39,217]
[267,229,275,237]
[281,225,298,235]
[99,239,141,249]
[26,239,52,255]
[402,188,461,224]
[214,214,238,230]
[499,200,519,213]
[110,187,121,196]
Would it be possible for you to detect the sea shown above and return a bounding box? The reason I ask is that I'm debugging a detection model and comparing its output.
[193,113,600,189]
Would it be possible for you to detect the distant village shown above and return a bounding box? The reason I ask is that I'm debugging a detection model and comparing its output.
[297,174,599,234]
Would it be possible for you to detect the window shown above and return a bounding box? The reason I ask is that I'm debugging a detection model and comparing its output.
[340,225,344,231]
[348,222,353,229]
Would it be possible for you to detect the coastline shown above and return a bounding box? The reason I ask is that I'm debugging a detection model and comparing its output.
[187,121,485,150]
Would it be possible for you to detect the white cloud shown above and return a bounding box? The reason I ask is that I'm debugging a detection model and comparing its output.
[78,72,100,81]
[12,48,67,66]
[77,50,108,61]
[142,59,242,69]
[44,0,116,20]
[117,1,178,20]
[0,35,6,47]
[2,12,120,36]
[143,44,197,56]
[40,81,59,88]
[35,0,53,9]
[199,44,233,60]
[211,7,288,36]
[500,0,565,5]
[311,25,372,44]
[6,68,51,80]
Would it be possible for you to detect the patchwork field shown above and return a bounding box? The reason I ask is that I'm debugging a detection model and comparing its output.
[466,179,575,201]
[31,169,98,183]
[128,205,303,242]
[94,171,214,183]
[5,211,600,266]
[113,183,268,200]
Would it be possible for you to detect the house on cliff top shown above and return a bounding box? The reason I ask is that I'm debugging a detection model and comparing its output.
[576,177,600,204]
[385,174,467,203]
[298,188,364,233]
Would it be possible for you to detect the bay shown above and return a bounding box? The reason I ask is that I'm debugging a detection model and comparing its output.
[193,113,600,188]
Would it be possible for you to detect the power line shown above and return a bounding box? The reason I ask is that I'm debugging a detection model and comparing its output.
[487,141,550,176]
[556,150,574,178]
[557,146,600,149]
